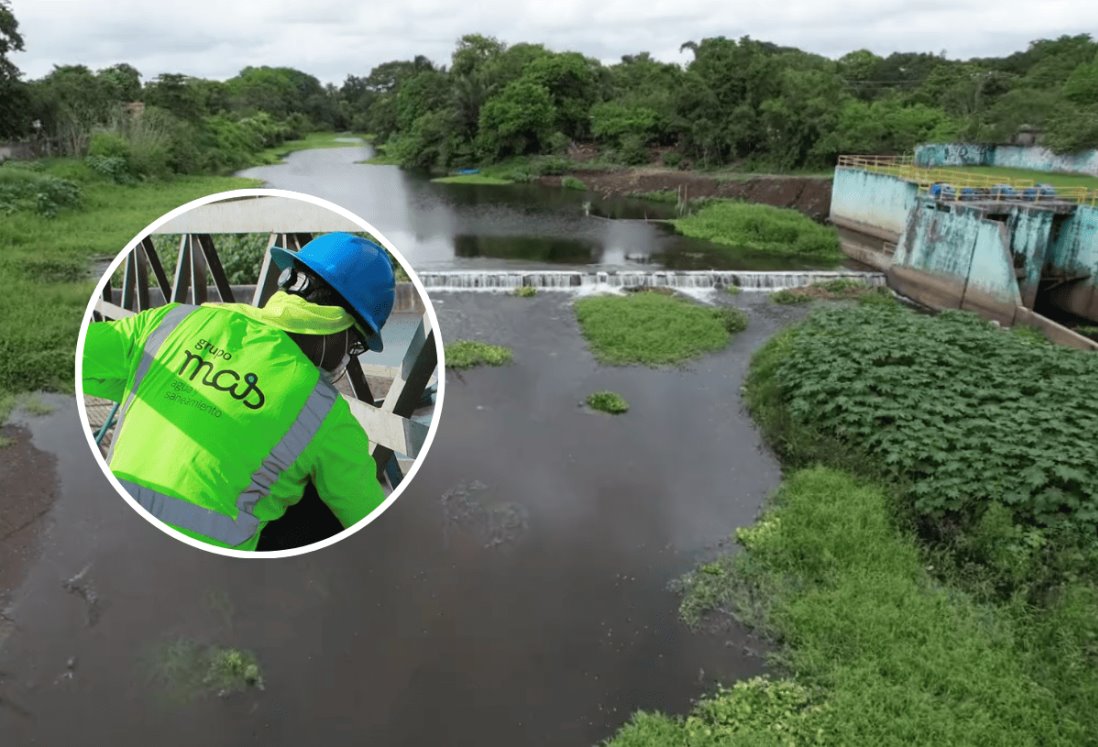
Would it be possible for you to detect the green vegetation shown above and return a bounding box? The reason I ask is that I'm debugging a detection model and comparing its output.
[770,288,813,305]
[446,340,513,369]
[771,279,891,304]
[610,304,1098,745]
[671,202,842,261]
[19,394,54,416]
[586,391,629,414]
[574,293,743,366]
[149,639,264,701]
[723,284,742,295]
[561,175,587,190]
[961,165,1098,190]
[633,190,679,204]
[623,467,1095,745]
[0,161,258,409]
[1075,325,1098,339]
[748,304,1098,588]
[258,132,362,163]
[431,174,514,185]
[512,286,537,297]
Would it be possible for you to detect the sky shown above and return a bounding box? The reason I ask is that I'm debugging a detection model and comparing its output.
[9,0,1098,84]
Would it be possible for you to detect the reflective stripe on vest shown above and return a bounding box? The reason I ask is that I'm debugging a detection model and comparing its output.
[106,304,198,463]
[111,305,340,547]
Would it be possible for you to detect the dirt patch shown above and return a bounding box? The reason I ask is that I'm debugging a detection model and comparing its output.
[539,169,834,221]
[0,426,59,596]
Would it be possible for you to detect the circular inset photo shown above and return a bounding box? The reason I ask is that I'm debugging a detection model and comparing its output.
[75,189,444,557]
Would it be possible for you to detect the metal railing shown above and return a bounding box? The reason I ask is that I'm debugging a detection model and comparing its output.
[92,230,436,490]
[836,154,1098,207]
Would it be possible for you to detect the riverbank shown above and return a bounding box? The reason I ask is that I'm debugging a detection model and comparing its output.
[607,301,1098,744]
[0,134,365,424]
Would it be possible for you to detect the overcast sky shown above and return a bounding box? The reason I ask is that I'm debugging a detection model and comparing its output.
[10,0,1098,84]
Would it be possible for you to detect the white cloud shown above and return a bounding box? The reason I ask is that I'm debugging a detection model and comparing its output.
[10,0,1097,84]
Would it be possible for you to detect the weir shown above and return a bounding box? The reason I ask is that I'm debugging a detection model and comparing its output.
[830,153,1098,349]
[418,269,885,291]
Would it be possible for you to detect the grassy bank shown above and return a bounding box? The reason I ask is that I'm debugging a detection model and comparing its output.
[574,293,746,366]
[607,303,1098,745]
[257,131,364,163]
[0,158,260,420]
[431,174,514,185]
[671,201,841,262]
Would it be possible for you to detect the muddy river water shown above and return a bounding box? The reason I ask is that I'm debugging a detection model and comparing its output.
[0,146,820,744]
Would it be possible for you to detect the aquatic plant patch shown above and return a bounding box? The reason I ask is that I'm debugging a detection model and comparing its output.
[746,303,1098,567]
[561,176,587,190]
[770,288,812,305]
[671,201,841,261]
[445,340,513,369]
[574,293,742,366]
[513,286,537,297]
[148,639,263,702]
[586,391,629,414]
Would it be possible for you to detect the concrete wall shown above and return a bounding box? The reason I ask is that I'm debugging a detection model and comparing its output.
[0,142,35,162]
[830,167,919,238]
[890,201,1022,324]
[915,143,1098,177]
[1045,205,1098,320]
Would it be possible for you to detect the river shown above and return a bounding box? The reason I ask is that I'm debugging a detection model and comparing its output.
[0,146,817,745]
[237,143,838,272]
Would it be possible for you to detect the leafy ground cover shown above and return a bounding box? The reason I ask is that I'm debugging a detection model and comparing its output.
[670,201,841,262]
[445,340,513,369]
[574,293,746,366]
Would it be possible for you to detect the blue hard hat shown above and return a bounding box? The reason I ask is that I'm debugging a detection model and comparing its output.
[270,233,396,352]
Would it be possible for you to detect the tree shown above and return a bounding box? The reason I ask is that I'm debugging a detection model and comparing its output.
[0,0,28,138]
[98,63,142,102]
[33,65,115,154]
[477,79,555,158]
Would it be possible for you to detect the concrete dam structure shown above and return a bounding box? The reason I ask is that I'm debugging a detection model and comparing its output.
[830,154,1098,348]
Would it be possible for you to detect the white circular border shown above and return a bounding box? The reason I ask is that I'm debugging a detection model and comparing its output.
[74,188,447,559]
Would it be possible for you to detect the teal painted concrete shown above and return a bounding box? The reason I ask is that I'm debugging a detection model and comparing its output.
[830,167,918,235]
[915,144,1098,177]
[895,200,1022,309]
[1046,205,1098,319]
[1008,208,1054,308]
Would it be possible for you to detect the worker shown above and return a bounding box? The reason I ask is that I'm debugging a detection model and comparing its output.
[82,232,395,552]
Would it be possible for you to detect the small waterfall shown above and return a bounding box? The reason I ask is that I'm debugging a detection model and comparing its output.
[417,270,886,292]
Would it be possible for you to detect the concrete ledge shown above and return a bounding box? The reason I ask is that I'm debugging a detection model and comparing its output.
[1014,308,1098,351]
[886,265,965,313]
[830,215,901,244]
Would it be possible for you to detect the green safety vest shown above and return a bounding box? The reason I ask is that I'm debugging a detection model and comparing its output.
[83,301,385,551]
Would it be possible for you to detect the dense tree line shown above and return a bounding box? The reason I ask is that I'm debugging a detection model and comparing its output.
[1,0,1095,176]
[349,33,1098,171]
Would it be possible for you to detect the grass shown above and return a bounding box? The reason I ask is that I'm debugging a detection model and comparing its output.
[574,293,744,366]
[671,200,842,261]
[445,340,513,369]
[724,284,742,295]
[258,131,363,163]
[512,286,537,297]
[959,165,1098,190]
[431,174,514,185]
[0,159,259,420]
[610,467,1097,746]
[561,175,587,190]
[586,391,629,414]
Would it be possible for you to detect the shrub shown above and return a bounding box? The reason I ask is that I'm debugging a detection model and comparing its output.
[0,166,82,216]
[586,391,629,414]
[561,175,586,190]
[513,286,537,297]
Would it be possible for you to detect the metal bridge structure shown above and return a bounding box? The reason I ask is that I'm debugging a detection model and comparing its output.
[88,195,438,491]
